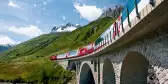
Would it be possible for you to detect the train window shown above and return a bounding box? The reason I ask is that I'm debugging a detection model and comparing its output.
[106,34,107,43]
[110,31,112,40]
[104,37,105,44]
[107,33,109,42]
[113,22,116,39]
[98,43,100,48]
[104,38,106,45]
[101,39,103,45]
[106,34,108,43]
[108,32,111,41]
[116,22,118,36]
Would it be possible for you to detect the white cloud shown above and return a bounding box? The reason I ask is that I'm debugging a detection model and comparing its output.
[56,27,77,32]
[8,25,43,37]
[34,4,37,8]
[76,24,80,26]
[43,1,46,5]
[74,2,103,21]
[8,1,20,8]
[25,18,28,21]
[61,16,66,20]
[0,35,18,45]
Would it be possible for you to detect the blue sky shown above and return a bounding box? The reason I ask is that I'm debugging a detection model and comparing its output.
[0,0,128,45]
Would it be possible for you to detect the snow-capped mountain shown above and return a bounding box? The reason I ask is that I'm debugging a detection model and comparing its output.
[0,44,14,52]
[51,23,81,33]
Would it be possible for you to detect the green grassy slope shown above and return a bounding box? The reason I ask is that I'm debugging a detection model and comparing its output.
[0,34,60,62]
[0,17,114,83]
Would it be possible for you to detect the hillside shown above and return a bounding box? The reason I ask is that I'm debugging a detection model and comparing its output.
[0,17,114,83]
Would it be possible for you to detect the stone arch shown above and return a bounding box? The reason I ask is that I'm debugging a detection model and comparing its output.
[120,51,149,84]
[103,59,116,84]
[79,63,95,84]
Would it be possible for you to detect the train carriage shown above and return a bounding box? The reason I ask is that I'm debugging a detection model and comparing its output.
[78,47,87,56]
[94,36,104,51]
[68,50,78,58]
[94,44,97,51]
[50,55,57,60]
[86,43,95,54]
[103,27,112,46]
[57,53,67,60]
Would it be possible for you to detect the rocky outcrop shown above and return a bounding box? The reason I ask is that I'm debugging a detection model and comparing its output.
[100,5,123,19]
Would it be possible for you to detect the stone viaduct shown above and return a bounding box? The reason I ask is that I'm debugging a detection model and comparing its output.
[57,0,168,84]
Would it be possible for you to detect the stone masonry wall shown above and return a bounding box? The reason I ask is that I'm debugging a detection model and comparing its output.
[75,27,168,84]
[99,28,168,84]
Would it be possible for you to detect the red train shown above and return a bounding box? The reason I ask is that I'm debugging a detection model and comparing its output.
[50,55,57,60]
[50,43,95,60]
[50,18,121,60]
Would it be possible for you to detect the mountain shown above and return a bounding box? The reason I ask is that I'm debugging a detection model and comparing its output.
[0,17,114,83]
[100,5,123,19]
[51,23,81,33]
[0,44,14,52]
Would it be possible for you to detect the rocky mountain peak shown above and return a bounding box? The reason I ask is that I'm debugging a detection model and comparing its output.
[100,5,123,19]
